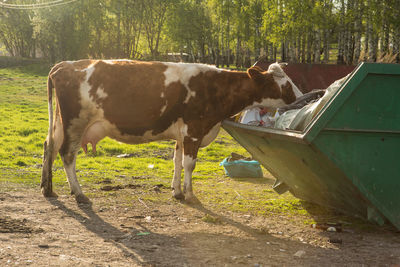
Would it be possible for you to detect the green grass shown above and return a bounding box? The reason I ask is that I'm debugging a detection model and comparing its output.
[0,63,351,223]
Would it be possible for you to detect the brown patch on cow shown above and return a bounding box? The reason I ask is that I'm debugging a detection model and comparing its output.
[246,68,282,101]
[152,80,187,135]
[281,81,296,104]
[183,137,201,158]
[87,61,188,136]
[70,59,94,70]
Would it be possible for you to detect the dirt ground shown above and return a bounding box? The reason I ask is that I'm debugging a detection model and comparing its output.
[0,187,399,267]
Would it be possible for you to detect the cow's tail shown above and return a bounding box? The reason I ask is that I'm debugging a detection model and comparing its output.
[41,73,56,197]
[47,74,54,142]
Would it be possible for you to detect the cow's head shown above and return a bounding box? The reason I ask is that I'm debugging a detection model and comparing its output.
[247,62,302,108]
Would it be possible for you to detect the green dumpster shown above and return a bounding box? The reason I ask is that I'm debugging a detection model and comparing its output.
[222,62,400,230]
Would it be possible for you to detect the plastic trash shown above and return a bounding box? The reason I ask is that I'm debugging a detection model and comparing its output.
[220,155,263,178]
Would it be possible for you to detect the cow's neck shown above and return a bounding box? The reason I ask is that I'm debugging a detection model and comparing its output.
[217,70,271,118]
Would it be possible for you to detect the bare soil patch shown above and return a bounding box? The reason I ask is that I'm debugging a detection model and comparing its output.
[0,187,399,266]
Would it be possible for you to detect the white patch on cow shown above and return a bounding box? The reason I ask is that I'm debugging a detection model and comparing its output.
[94,117,188,146]
[191,137,198,142]
[160,91,167,114]
[181,122,189,137]
[51,115,64,160]
[183,154,195,198]
[172,140,184,196]
[160,102,168,114]
[183,154,195,170]
[80,66,96,104]
[62,156,83,196]
[267,63,286,78]
[163,62,221,103]
[187,90,196,102]
[200,123,221,147]
[102,59,131,65]
[96,86,108,100]
[268,63,302,98]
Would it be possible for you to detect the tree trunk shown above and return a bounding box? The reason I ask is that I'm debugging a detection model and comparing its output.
[235,33,241,68]
[216,47,220,67]
[264,41,269,62]
[369,34,378,62]
[394,4,400,63]
[364,0,370,61]
[344,0,354,64]
[296,36,301,63]
[337,0,345,64]
[313,30,321,63]
[353,0,363,64]
[306,32,313,63]
[367,0,378,62]
[281,40,286,62]
[322,29,330,63]
[381,2,390,56]
[301,35,306,63]
[395,27,400,63]
[116,3,121,58]
[226,6,231,67]
[32,39,36,59]
[244,48,251,68]
[254,18,261,61]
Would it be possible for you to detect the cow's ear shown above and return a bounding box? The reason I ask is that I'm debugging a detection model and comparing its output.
[247,66,264,81]
[279,62,288,68]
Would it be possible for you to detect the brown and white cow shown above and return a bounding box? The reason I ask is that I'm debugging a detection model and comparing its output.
[41,60,301,203]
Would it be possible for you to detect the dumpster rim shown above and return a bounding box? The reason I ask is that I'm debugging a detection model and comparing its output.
[222,120,308,144]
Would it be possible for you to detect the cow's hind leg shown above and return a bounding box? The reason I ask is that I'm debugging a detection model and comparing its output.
[60,142,90,204]
[172,140,184,200]
[41,139,57,198]
[41,112,63,198]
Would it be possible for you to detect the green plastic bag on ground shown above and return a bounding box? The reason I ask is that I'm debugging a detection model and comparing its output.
[220,157,263,178]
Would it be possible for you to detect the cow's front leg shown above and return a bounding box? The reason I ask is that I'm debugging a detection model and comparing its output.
[172,141,184,199]
[182,137,201,202]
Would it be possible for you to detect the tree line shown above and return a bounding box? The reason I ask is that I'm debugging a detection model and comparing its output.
[0,0,399,67]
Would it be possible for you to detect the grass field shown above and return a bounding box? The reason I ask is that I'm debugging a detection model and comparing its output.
[0,63,355,224]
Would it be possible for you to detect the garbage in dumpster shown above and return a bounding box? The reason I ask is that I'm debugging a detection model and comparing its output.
[275,75,349,131]
[220,152,263,178]
[239,75,348,132]
[239,107,279,127]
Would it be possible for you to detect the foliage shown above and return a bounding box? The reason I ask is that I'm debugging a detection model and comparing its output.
[0,7,34,57]
[0,0,399,65]
[166,0,213,62]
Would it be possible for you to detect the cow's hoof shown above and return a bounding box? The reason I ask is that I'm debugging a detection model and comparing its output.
[75,194,91,204]
[172,191,185,200]
[184,194,199,204]
[41,188,58,198]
